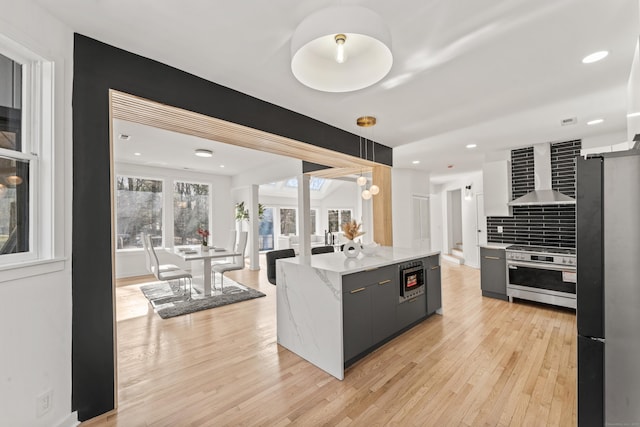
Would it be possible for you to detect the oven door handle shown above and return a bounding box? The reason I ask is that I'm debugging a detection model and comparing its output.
[507,260,576,272]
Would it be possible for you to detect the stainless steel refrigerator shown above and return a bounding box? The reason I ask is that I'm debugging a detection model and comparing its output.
[576,149,640,426]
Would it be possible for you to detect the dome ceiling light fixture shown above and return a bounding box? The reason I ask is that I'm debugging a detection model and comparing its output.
[291,6,393,92]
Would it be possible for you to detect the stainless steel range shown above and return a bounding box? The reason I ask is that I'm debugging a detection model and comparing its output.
[506,245,577,309]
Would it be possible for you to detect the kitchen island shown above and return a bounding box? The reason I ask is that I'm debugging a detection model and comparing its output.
[276,247,441,380]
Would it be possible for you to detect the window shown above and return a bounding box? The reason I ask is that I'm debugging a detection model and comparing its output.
[0,41,54,265]
[115,176,163,249]
[173,181,209,246]
[258,207,274,250]
[327,209,352,232]
[280,208,297,235]
[310,209,317,235]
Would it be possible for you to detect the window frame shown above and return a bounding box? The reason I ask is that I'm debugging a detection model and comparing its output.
[327,208,353,233]
[172,179,211,247]
[0,34,55,270]
[114,174,165,252]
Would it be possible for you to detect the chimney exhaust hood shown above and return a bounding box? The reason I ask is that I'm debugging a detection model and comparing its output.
[508,143,576,206]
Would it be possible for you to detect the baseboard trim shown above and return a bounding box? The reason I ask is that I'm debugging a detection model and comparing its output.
[56,411,80,427]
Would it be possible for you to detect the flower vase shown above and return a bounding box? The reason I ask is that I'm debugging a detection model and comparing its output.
[201,244,209,252]
[343,239,360,258]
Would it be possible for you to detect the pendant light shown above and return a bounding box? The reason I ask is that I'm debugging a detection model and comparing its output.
[357,116,379,200]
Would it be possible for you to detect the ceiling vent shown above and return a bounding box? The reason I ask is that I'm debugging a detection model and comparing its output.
[560,117,577,126]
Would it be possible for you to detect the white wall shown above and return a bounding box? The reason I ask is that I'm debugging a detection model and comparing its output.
[436,171,484,268]
[114,163,234,278]
[0,2,76,426]
[392,168,430,249]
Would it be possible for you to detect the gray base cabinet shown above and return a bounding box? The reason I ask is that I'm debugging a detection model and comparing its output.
[342,286,373,361]
[397,294,426,329]
[480,247,508,300]
[426,254,442,314]
[372,278,398,343]
[342,257,442,365]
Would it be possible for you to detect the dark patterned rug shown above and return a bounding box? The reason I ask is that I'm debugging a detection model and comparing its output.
[140,277,266,319]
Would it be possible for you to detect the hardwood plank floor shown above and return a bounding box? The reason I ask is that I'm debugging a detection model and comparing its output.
[84,258,576,426]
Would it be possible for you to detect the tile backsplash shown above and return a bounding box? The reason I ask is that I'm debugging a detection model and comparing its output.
[486,140,581,248]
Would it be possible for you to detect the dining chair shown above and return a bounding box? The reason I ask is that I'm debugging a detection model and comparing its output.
[266,249,296,285]
[311,245,335,255]
[145,234,193,299]
[141,232,180,275]
[211,229,237,269]
[212,231,248,291]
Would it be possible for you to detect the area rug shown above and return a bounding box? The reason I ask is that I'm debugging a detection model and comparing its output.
[140,277,266,319]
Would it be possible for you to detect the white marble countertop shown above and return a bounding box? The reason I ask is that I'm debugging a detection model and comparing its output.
[480,242,511,250]
[279,246,440,275]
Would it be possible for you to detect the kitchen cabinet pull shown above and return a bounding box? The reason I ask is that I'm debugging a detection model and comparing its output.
[378,279,391,285]
[484,256,500,260]
[350,287,366,294]
[430,266,440,270]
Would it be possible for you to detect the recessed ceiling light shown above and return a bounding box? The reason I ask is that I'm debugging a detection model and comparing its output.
[466,143,477,149]
[587,119,604,125]
[219,165,225,168]
[194,149,213,158]
[627,111,640,118]
[412,160,420,164]
[133,152,141,156]
[582,51,608,64]
[118,133,131,141]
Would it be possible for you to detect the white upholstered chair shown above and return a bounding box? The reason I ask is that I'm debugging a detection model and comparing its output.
[211,229,237,268]
[145,234,193,299]
[213,231,247,291]
[141,232,180,275]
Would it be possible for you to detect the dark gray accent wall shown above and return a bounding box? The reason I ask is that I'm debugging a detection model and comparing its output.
[487,140,581,248]
[72,34,393,421]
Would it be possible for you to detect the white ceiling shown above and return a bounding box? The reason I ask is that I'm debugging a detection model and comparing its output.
[38,0,639,180]
[113,119,293,176]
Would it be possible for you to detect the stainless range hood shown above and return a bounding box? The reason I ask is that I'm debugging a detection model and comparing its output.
[508,143,576,206]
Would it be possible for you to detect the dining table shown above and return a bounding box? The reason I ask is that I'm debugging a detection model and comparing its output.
[171,246,241,296]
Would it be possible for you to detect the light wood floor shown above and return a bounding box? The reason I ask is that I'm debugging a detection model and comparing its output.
[84,258,576,426]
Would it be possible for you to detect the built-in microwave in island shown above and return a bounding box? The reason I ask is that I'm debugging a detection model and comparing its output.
[399,260,425,302]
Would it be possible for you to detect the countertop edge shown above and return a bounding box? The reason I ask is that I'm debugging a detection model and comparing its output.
[279,247,440,275]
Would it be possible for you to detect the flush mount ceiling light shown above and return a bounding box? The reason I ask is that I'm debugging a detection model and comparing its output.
[412,160,420,164]
[466,143,477,149]
[291,6,393,92]
[582,51,608,64]
[194,149,213,158]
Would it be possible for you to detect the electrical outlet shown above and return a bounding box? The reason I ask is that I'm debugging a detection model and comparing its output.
[497,226,504,233]
[36,389,53,418]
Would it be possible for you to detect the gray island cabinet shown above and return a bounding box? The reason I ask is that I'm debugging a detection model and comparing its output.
[277,248,441,380]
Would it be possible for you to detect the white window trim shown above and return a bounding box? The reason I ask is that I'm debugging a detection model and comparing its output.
[0,33,56,269]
